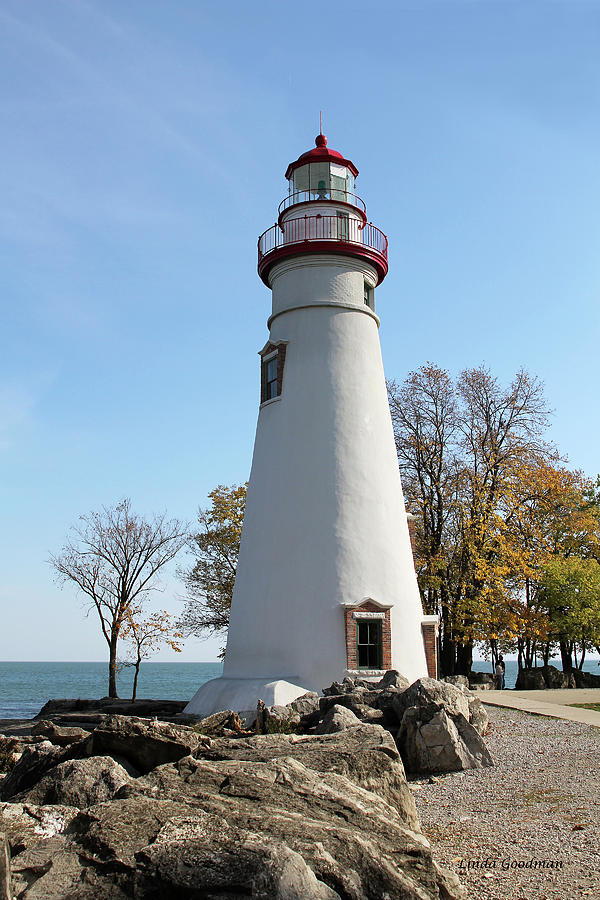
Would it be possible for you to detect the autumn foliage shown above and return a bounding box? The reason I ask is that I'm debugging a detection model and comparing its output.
[389,365,600,675]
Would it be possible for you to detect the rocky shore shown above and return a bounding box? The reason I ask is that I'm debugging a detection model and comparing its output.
[0,672,494,898]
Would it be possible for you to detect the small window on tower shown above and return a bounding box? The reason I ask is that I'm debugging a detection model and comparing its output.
[265,355,278,400]
[356,620,383,669]
[364,282,374,310]
[260,343,287,404]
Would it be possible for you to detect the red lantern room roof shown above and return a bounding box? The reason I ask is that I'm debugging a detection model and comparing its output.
[284,134,359,180]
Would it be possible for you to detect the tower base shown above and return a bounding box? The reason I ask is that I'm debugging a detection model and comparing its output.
[183,676,312,722]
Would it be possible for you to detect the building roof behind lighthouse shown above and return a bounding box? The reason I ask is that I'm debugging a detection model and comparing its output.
[285,134,359,180]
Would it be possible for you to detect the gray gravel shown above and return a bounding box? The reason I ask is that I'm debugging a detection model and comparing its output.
[412,705,600,900]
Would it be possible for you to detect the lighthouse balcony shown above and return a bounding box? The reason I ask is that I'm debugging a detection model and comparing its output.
[278,189,367,221]
[258,214,388,286]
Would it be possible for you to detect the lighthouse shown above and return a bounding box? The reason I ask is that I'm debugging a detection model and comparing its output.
[185,134,435,718]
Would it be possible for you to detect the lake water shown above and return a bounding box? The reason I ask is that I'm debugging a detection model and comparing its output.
[0,661,223,719]
[1,658,598,719]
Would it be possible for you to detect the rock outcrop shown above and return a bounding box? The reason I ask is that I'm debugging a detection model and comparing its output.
[515,665,578,690]
[0,711,465,899]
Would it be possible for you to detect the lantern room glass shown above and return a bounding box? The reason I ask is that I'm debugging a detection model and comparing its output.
[289,163,355,203]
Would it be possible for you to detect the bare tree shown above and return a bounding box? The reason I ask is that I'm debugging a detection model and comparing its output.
[390,364,553,676]
[388,365,461,674]
[50,499,188,697]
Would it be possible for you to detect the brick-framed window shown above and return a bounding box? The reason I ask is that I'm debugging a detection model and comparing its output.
[344,600,392,673]
[260,342,287,404]
[356,619,383,669]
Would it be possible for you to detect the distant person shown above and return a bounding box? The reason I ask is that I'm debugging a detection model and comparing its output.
[495,655,506,689]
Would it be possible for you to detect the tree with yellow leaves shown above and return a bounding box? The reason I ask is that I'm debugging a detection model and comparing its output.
[120,607,184,701]
[178,484,247,657]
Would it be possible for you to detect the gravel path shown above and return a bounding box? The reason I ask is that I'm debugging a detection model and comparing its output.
[411,706,600,900]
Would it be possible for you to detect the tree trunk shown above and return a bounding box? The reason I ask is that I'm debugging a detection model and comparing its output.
[517,639,523,672]
[559,640,573,673]
[542,642,550,667]
[489,638,498,674]
[131,657,141,702]
[455,641,473,676]
[439,629,456,676]
[108,631,119,698]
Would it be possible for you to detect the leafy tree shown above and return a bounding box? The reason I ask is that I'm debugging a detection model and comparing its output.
[178,484,247,656]
[389,365,553,675]
[50,499,187,697]
[120,607,183,701]
[538,556,600,670]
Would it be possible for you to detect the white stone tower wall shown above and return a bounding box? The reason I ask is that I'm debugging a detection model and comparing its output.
[222,254,428,689]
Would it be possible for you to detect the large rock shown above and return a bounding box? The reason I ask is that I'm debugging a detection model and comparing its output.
[393,677,471,723]
[256,703,302,733]
[197,724,420,831]
[115,755,463,899]
[0,831,11,900]
[30,721,91,747]
[398,704,493,775]
[85,715,210,774]
[374,670,410,691]
[572,668,600,688]
[137,810,339,899]
[287,691,321,719]
[16,756,132,808]
[513,665,579,690]
[0,801,78,855]
[393,676,488,737]
[0,740,87,801]
[315,704,362,734]
[467,672,496,691]
[467,695,489,736]
[1,719,464,899]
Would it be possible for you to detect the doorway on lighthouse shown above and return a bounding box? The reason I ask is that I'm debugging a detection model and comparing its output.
[336,211,350,242]
[356,620,383,670]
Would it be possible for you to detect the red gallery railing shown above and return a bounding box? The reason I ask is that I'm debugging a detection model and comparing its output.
[258,215,388,263]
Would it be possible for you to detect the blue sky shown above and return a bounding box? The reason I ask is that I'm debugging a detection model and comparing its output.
[1,0,599,663]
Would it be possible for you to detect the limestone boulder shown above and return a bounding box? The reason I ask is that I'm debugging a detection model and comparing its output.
[0,832,11,900]
[16,756,132,809]
[572,668,600,688]
[0,740,87,801]
[443,675,470,689]
[398,704,493,775]
[467,695,489,737]
[196,724,421,831]
[287,691,321,719]
[115,755,463,899]
[85,714,210,774]
[393,677,471,723]
[515,668,548,690]
[374,669,410,691]
[0,801,78,856]
[256,703,302,734]
[136,811,339,899]
[192,708,250,736]
[1,720,465,899]
[468,672,496,691]
[30,721,91,747]
[315,704,362,734]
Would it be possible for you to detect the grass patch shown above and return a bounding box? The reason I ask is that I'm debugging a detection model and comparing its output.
[568,702,600,712]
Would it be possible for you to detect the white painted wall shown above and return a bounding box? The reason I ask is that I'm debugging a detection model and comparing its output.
[185,253,429,717]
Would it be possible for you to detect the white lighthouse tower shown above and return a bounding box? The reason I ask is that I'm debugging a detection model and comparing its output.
[186,134,433,718]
